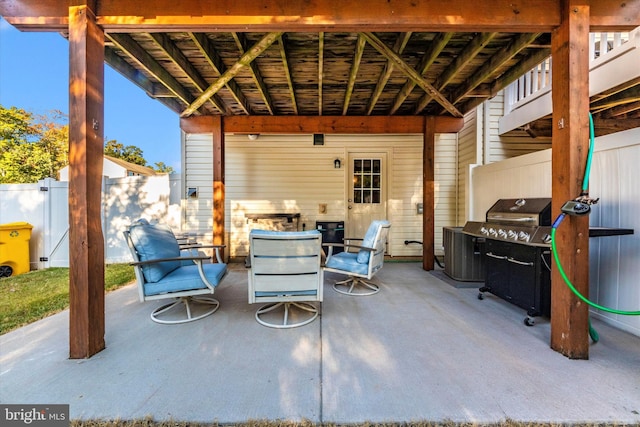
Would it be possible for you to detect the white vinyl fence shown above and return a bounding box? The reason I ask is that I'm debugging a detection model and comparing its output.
[0,174,182,270]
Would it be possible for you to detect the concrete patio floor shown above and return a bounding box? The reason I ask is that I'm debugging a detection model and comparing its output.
[1,262,639,424]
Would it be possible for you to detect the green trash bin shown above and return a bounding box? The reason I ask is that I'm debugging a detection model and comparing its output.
[0,222,33,277]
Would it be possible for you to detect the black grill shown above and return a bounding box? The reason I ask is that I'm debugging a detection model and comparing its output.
[462,198,552,326]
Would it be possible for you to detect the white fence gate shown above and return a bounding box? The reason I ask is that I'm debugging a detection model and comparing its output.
[0,174,182,270]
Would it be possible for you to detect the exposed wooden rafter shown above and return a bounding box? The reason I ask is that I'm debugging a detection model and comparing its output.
[367,32,412,115]
[181,31,283,117]
[107,33,209,114]
[389,32,452,115]
[318,32,324,116]
[361,32,463,117]
[189,32,251,115]
[449,32,542,106]
[462,47,551,114]
[342,34,367,115]
[232,32,275,115]
[277,34,298,115]
[104,47,185,113]
[149,32,227,114]
[414,32,497,114]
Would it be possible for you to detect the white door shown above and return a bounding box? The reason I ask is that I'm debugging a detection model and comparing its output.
[346,152,387,239]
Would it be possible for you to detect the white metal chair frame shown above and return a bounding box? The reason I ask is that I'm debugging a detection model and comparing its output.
[124,224,227,324]
[247,230,324,329]
[323,221,391,296]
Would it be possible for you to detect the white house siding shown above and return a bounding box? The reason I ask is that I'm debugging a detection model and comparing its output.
[489,93,551,162]
[434,133,458,255]
[184,132,459,259]
[457,96,554,224]
[468,127,640,337]
[183,133,214,239]
[457,108,480,225]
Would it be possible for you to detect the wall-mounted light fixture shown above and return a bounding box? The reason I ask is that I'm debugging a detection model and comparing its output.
[188,187,198,199]
[334,158,342,169]
[247,134,259,140]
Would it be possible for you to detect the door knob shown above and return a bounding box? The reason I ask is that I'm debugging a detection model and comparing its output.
[348,205,352,209]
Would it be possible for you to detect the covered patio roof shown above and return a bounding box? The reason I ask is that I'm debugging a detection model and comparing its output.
[4,1,638,133]
[1,0,638,360]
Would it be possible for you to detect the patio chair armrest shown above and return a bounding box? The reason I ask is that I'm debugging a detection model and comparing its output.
[323,243,374,251]
[180,244,226,250]
[130,254,211,266]
[179,244,227,263]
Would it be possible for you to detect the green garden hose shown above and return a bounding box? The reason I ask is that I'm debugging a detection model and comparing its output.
[550,112,640,342]
[551,217,640,317]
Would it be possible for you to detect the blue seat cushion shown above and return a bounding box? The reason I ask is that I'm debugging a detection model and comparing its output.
[356,220,387,264]
[143,263,227,296]
[129,222,181,283]
[326,252,369,276]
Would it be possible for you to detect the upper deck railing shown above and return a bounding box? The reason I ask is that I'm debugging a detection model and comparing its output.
[503,28,637,115]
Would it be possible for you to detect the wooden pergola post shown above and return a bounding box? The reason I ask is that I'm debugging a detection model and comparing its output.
[213,117,225,253]
[423,116,436,271]
[550,0,591,359]
[68,3,106,359]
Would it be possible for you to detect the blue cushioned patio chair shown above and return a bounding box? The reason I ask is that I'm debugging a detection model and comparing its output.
[247,229,324,328]
[323,220,391,296]
[124,220,228,324]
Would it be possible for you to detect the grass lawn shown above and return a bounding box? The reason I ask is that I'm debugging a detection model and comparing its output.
[0,264,135,334]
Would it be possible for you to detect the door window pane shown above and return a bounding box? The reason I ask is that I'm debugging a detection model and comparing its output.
[352,158,382,204]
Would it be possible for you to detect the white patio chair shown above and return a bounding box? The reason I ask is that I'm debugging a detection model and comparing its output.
[323,220,391,296]
[247,229,324,328]
[123,219,227,324]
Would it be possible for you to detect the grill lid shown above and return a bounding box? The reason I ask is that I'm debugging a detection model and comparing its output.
[485,198,551,226]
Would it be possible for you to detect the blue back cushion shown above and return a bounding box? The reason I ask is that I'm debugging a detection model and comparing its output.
[129,222,181,283]
[356,220,389,264]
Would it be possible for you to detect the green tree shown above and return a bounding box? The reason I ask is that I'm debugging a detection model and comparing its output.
[0,106,38,151]
[0,106,68,183]
[153,162,174,174]
[104,139,147,166]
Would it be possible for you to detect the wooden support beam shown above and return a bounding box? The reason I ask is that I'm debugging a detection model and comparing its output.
[318,32,324,116]
[277,34,299,115]
[180,32,282,117]
[342,34,367,115]
[5,1,639,32]
[550,0,591,360]
[190,32,250,115]
[414,32,497,114]
[367,32,412,115]
[68,4,105,359]
[232,32,275,115]
[193,115,464,134]
[462,47,551,114]
[449,33,542,105]
[422,116,436,271]
[149,32,227,114]
[389,32,452,115]
[362,32,463,117]
[212,117,225,255]
[107,33,212,113]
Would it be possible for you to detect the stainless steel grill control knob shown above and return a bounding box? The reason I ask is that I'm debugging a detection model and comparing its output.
[518,231,530,242]
[507,230,518,240]
[498,229,507,238]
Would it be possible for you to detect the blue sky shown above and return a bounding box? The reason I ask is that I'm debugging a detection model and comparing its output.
[0,17,182,171]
